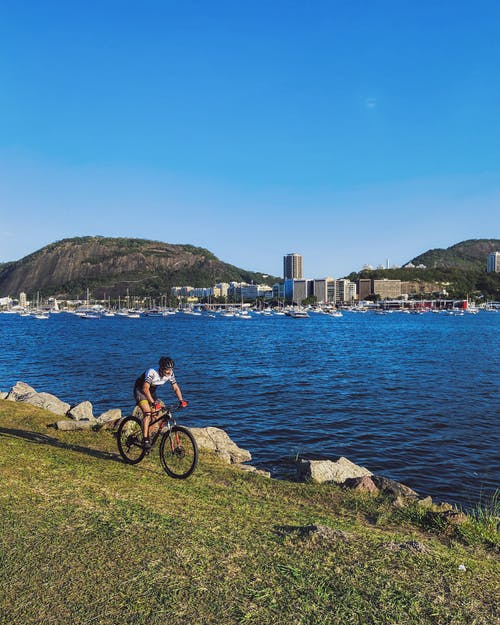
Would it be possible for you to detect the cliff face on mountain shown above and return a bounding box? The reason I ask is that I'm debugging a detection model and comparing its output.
[0,237,276,298]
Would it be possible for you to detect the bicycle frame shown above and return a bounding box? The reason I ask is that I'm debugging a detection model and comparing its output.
[147,406,180,447]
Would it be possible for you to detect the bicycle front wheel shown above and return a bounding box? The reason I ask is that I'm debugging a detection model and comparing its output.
[159,425,198,478]
[117,416,146,464]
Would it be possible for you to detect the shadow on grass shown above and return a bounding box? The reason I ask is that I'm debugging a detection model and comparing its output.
[0,426,121,463]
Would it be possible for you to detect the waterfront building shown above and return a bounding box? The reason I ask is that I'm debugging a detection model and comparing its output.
[272,283,285,300]
[285,278,313,305]
[373,279,402,299]
[215,283,230,298]
[313,277,336,304]
[191,287,213,299]
[487,252,500,273]
[347,281,357,302]
[171,286,194,297]
[257,284,273,298]
[335,279,356,304]
[283,253,303,280]
[228,282,273,301]
[19,292,27,308]
[358,278,372,300]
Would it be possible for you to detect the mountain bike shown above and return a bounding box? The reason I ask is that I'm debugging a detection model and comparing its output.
[116,403,198,478]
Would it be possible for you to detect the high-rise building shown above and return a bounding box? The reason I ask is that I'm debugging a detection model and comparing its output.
[313,278,336,304]
[487,252,500,273]
[283,253,303,280]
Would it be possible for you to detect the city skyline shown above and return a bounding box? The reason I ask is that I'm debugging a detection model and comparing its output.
[1,2,499,276]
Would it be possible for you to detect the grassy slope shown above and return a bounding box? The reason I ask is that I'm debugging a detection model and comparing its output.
[0,401,498,625]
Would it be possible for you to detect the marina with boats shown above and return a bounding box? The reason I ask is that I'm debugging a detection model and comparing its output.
[1,300,498,320]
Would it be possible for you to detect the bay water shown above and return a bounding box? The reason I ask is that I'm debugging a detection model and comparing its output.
[1,310,498,509]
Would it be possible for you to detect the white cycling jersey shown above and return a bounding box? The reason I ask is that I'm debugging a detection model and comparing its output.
[143,367,176,388]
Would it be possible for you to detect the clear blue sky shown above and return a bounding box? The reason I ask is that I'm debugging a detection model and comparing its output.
[1,0,499,278]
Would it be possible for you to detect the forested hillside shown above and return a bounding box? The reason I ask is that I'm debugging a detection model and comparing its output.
[0,237,278,299]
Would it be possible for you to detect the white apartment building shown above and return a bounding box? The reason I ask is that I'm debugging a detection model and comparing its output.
[335,279,356,303]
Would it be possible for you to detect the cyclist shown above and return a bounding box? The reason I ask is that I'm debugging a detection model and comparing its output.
[134,356,187,451]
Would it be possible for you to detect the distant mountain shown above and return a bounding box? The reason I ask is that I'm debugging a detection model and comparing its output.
[410,239,500,271]
[0,237,279,299]
[348,238,500,299]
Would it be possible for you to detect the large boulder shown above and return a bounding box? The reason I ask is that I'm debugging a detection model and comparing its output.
[95,409,122,431]
[6,381,37,402]
[296,457,372,484]
[56,419,97,431]
[67,401,94,421]
[6,381,70,415]
[97,408,122,423]
[22,392,70,416]
[189,427,252,464]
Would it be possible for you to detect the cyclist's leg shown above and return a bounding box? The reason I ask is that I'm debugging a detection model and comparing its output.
[137,400,151,439]
[134,383,153,438]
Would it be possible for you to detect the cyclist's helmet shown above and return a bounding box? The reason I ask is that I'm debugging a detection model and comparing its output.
[159,356,175,372]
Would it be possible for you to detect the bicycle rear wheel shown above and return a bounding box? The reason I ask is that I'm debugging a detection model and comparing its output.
[117,416,146,464]
[159,425,198,478]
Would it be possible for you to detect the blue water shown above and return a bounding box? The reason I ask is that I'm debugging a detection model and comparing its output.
[1,310,499,508]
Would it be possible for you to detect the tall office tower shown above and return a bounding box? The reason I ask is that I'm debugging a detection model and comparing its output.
[283,253,303,280]
[487,252,500,273]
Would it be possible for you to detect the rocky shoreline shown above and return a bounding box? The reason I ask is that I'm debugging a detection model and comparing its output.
[1,381,467,523]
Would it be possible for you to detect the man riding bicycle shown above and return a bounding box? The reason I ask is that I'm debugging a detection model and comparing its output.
[134,356,187,451]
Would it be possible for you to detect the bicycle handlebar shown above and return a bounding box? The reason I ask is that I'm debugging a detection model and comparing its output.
[155,402,187,416]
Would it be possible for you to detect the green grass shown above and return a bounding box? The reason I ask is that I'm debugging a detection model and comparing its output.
[0,401,498,625]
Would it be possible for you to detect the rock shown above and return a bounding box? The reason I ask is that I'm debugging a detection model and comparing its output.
[56,419,97,431]
[67,401,94,421]
[344,475,380,495]
[95,418,122,431]
[236,464,271,478]
[418,496,434,508]
[370,476,418,500]
[5,382,70,415]
[432,502,453,512]
[6,381,37,402]
[425,509,468,527]
[97,408,122,423]
[296,457,372,484]
[23,392,70,415]
[189,427,252,464]
[94,409,123,431]
[0,391,8,400]
[441,510,468,525]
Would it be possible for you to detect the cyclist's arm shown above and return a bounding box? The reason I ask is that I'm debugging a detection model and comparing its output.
[172,382,184,403]
[141,381,156,406]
